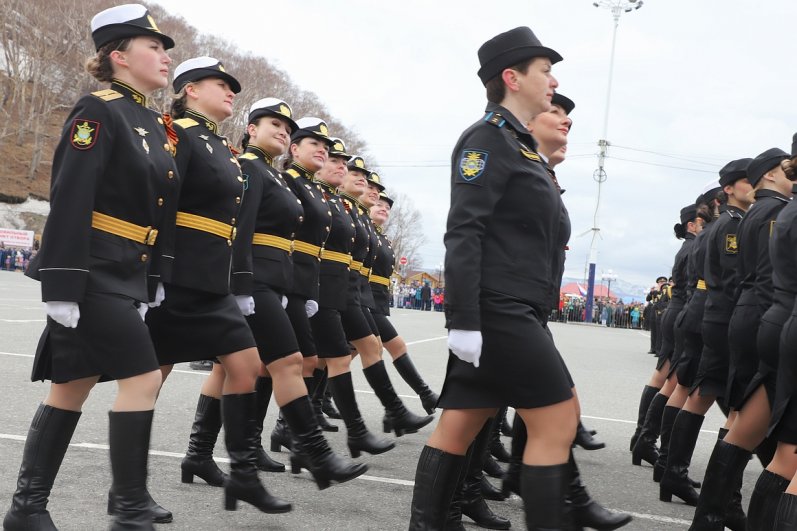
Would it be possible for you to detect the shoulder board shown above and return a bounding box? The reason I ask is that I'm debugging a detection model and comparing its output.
[174,118,199,129]
[483,112,505,128]
[238,153,258,160]
[286,169,301,178]
[91,89,123,102]
[520,149,542,162]
[726,210,743,219]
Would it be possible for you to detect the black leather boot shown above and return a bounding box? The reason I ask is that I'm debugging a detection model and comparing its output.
[251,378,286,472]
[409,446,467,531]
[630,385,660,451]
[653,405,679,483]
[632,392,667,466]
[221,393,292,514]
[483,454,505,479]
[280,395,368,489]
[689,439,750,531]
[660,410,703,506]
[328,371,394,457]
[568,451,632,530]
[747,469,790,531]
[3,404,80,531]
[573,421,605,451]
[521,463,570,530]
[480,476,505,501]
[318,368,341,419]
[309,370,339,432]
[461,420,511,529]
[107,410,157,531]
[499,409,513,437]
[489,410,511,462]
[393,353,439,414]
[502,415,526,497]
[773,492,797,530]
[269,413,292,453]
[363,361,433,437]
[180,394,231,486]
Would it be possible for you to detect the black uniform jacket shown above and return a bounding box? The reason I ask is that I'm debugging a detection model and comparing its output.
[341,192,371,306]
[27,80,178,303]
[316,179,355,311]
[704,205,744,324]
[162,109,245,295]
[233,145,303,295]
[545,164,571,313]
[679,220,713,333]
[734,189,790,313]
[769,197,797,312]
[669,233,696,307]
[284,163,331,301]
[370,227,395,316]
[359,214,380,310]
[444,102,564,331]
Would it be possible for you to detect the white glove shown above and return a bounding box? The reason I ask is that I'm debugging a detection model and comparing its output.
[448,329,483,368]
[305,299,319,318]
[236,295,255,316]
[281,295,288,309]
[45,301,80,328]
[137,303,148,321]
[148,282,165,308]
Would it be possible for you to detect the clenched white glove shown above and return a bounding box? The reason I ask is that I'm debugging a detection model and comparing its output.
[305,299,319,318]
[137,303,148,321]
[148,282,165,308]
[236,295,255,316]
[448,329,483,368]
[45,301,80,328]
[281,295,288,309]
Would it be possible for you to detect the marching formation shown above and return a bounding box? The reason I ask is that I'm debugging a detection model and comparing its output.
[630,142,797,529]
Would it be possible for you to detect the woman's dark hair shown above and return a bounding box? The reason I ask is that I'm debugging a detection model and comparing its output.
[673,223,686,239]
[240,117,263,150]
[485,58,535,104]
[281,151,294,171]
[170,88,188,119]
[783,156,797,178]
[696,204,712,223]
[85,38,131,82]
[716,190,728,205]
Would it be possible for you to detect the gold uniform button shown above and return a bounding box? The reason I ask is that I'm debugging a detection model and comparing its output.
[222,139,228,146]
[157,198,164,206]
[163,143,170,150]
[226,239,232,247]
[235,196,241,204]
[238,176,244,183]
[298,216,304,222]
[157,117,164,124]
[351,237,355,242]
[167,170,174,179]
[296,199,301,204]
[328,211,332,216]
[140,254,148,262]
[231,218,236,225]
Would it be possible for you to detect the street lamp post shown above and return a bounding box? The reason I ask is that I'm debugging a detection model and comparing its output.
[601,269,618,301]
[437,262,444,288]
[583,0,644,329]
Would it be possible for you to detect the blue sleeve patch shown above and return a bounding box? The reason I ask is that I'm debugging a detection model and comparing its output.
[458,150,489,181]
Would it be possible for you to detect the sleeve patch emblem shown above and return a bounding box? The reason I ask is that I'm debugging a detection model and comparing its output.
[459,150,488,181]
[71,119,100,150]
[725,234,738,254]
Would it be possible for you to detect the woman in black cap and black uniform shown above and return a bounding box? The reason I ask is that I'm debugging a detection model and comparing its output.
[146,57,291,515]
[230,100,367,489]
[4,5,177,529]
[409,26,581,530]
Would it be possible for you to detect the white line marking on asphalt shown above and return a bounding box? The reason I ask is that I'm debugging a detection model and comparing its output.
[581,414,724,435]
[0,319,45,322]
[405,336,446,345]
[622,510,691,526]
[0,351,33,358]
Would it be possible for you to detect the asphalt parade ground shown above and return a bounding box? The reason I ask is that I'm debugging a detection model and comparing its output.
[0,271,758,530]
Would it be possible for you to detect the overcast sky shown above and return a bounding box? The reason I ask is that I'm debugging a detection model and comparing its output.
[153,0,797,292]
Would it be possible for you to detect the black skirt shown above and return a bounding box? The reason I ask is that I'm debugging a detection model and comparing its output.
[372,313,399,343]
[341,303,374,342]
[658,302,684,361]
[666,318,686,380]
[310,308,350,359]
[246,285,300,364]
[438,289,573,409]
[147,283,256,365]
[726,304,763,409]
[32,290,158,383]
[769,313,797,443]
[285,293,316,357]
[674,329,703,388]
[738,306,789,410]
[690,321,731,400]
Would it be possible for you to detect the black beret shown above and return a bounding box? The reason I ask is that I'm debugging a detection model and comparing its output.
[247,97,298,133]
[91,4,174,51]
[477,27,562,85]
[680,204,697,225]
[551,92,575,114]
[747,148,789,188]
[173,57,241,94]
[718,158,752,187]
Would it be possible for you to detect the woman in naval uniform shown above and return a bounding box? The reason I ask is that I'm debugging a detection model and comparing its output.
[3,5,178,530]
[145,57,291,515]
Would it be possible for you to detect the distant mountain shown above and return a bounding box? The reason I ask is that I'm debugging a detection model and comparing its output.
[560,276,648,303]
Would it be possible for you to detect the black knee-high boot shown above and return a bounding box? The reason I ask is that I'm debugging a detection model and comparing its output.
[279,395,368,489]
[773,493,797,530]
[502,416,526,497]
[363,360,433,437]
[328,371,394,457]
[632,392,667,466]
[107,410,156,531]
[521,463,570,530]
[747,469,790,531]
[222,393,292,514]
[568,451,633,529]
[311,368,340,431]
[631,385,660,451]
[460,419,511,530]
[660,410,704,506]
[251,378,285,472]
[3,404,81,531]
[393,353,439,414]
[181,394,232,486]
[409,446,467,531]
[653,405,680,483]
[489,408,511,463]
[688,435,750,531]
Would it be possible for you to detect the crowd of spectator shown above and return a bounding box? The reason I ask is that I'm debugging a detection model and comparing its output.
[391,281,445,312]
[0,243,36,273]
[550,295,647,329]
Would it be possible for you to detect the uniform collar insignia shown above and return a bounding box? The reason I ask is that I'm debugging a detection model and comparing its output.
[199,134,209,140]
[313,177,337,194]
[484,102,539,149]
[290,162,315,180]
[134,127,148,137]
[340,191,366,210]
[111,79,147,106]
[246,145,273,165]
[185,109,218,134]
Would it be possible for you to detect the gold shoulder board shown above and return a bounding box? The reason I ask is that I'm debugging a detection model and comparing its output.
[286,169,300,178]
[520,149,541,162]
[238,153,258,160]
[174,118,199,129]
[91,89,123,102]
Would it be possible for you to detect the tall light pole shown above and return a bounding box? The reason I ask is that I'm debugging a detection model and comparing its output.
[601,269,618,301]
[583,0,644,326]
